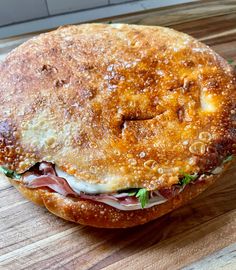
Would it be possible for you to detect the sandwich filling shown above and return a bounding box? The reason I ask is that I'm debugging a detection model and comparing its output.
[1,157,232,210]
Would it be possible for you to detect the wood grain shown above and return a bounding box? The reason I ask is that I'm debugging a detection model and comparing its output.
[182,243,236,270]
[0,1,236,269]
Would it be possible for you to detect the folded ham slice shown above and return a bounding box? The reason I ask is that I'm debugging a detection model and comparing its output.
[23,175,77,196]
[22,162,139,204]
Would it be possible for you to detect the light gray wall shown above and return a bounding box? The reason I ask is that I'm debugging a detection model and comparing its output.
[0,0,196,38]
[47,0,109,15]
[110,0,132,3]
[0,0,48,26]
[0,0,133,27]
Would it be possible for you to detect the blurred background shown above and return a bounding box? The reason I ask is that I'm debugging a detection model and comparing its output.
[0,0,195,38]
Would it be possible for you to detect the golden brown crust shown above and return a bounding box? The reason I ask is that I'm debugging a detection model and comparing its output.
[0,24,235,191]
[9,175,218,228]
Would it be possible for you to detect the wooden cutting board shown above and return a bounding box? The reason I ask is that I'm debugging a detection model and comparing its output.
[0,1,236,269]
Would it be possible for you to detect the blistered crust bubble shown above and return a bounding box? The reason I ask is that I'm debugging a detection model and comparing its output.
[0,24,235,191]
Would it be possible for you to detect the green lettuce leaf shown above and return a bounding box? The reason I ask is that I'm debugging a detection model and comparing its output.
[223,155,234,164]
[136,188,149,208]
[0,166,21,179]
[179,171,198,186]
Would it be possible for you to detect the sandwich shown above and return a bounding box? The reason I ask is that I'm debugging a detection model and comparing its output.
[0,24,235,228]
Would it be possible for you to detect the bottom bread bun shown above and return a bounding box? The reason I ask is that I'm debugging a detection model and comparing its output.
[8,175,218,228]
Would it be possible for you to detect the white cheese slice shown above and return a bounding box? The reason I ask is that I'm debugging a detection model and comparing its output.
[93,196,168,211]
[55,167,112,194]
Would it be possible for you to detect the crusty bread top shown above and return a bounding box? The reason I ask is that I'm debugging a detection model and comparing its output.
[0,24,235,191]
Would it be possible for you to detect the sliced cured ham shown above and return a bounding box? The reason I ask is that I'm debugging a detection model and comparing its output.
[21,162,171,210]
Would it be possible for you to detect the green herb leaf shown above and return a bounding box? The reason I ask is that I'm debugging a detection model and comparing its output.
[228,59,234,64]
[136,188,149,208]
[179,171,198,186]
[0,166,21,179]
[223,155,234,164]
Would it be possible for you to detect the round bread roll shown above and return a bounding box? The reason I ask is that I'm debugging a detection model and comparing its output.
[0,24,235,228]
